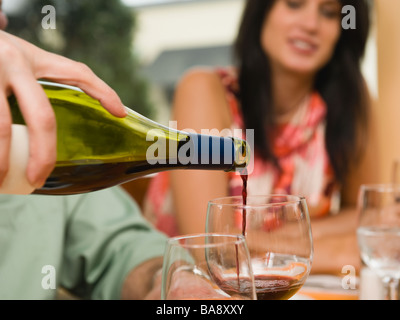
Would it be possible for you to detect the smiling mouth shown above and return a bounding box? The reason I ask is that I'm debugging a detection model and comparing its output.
[290,39,318,53]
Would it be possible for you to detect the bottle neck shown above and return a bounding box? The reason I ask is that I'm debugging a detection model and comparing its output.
[122,107,249,172]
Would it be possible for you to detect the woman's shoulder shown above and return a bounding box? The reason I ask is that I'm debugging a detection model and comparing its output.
[173,66,236,130]
[214,67,239,94]
[177,66,236,93]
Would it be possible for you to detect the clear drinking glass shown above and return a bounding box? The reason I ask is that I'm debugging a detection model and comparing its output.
[206,195,313,300]
[357,184,400,300]
[161,233,257,300]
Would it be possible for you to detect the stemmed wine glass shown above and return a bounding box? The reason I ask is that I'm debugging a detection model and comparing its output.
[161,233,257,300]
[357,184,400,300]
[206,195,313,300]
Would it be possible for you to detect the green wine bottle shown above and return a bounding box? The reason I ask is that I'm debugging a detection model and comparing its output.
[5,81,250,195]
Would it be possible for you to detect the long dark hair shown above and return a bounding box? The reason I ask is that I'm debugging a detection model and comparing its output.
[234,0,371,184]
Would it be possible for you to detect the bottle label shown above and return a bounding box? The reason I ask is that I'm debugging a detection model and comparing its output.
[0,125,35,195]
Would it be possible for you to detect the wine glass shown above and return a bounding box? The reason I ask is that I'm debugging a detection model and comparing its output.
[206,195,313,300]
[357,184,400,300]
[161,233,257,300]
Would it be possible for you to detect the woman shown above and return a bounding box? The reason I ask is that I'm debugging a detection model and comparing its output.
[144,0,371,273]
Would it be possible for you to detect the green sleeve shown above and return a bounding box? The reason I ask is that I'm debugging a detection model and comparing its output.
[59,187,168,299]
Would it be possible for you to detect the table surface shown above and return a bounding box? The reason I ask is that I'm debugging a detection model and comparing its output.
[291,274,360,300]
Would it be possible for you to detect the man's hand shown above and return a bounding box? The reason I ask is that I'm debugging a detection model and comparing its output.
[122,257,164,300]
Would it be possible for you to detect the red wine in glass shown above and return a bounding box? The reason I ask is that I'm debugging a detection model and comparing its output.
[215,274,303,300]
[235,172,305,299]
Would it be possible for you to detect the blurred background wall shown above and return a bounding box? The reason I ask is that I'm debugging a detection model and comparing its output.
[375,0,400,183]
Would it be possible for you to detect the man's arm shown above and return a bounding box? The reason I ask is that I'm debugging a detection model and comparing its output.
[60,187,168,300]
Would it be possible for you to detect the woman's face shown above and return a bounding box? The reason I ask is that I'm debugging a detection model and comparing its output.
[261,0,342,76]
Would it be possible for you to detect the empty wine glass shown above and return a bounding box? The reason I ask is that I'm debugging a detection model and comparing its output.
[161,233,256,300]
[357,184,400,300]
[206,195,313,300]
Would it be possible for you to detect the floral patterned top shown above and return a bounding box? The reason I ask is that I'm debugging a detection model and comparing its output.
[143,68,340,237]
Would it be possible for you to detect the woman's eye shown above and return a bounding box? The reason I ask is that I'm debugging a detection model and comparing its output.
[285,0,304,9]
[320,7,340,19]
[320,1,341,19]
